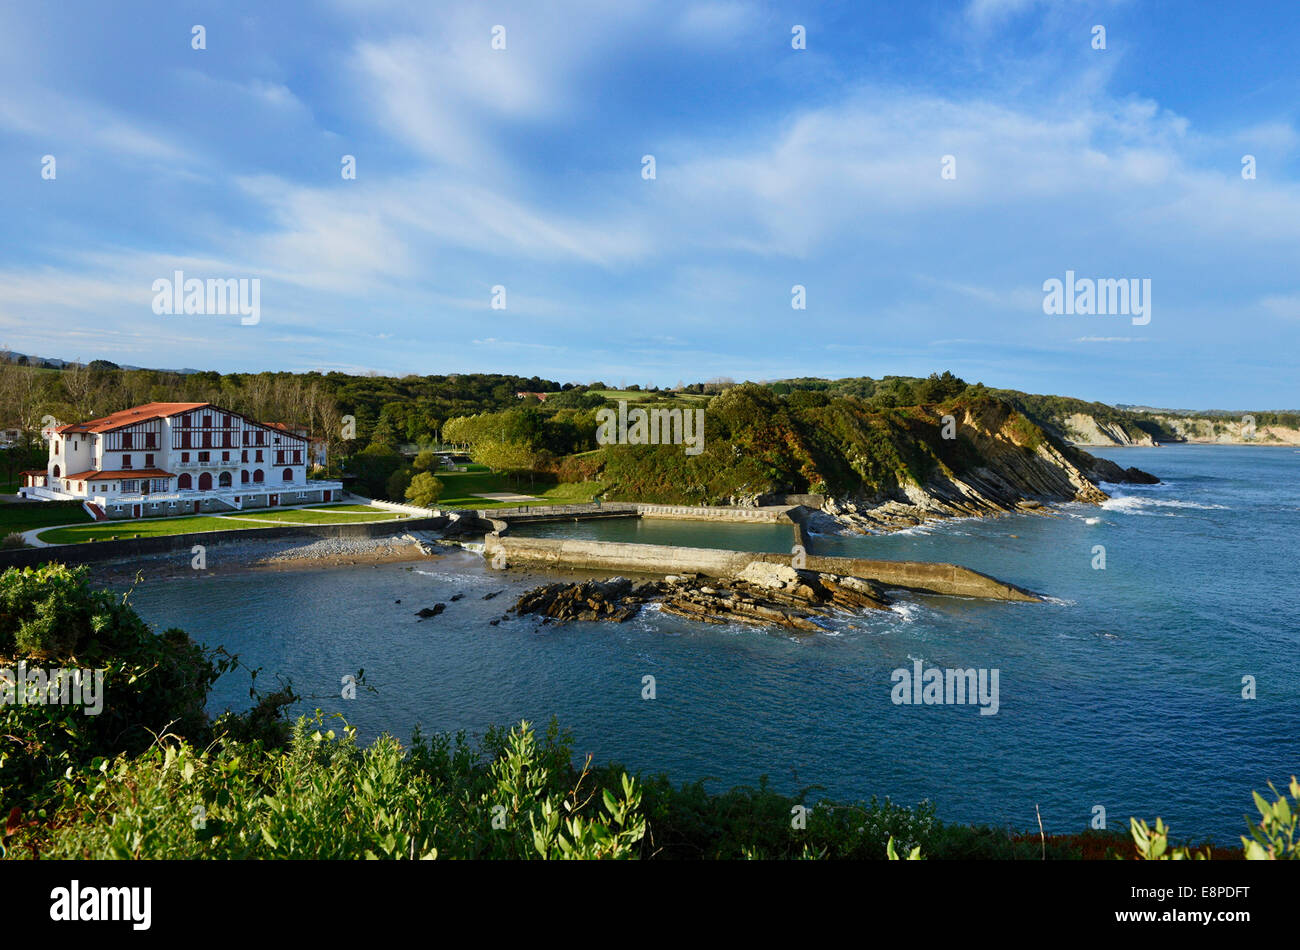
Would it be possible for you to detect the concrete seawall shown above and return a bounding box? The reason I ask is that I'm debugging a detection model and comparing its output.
[0,517,449,572]
[486,535,1040,602]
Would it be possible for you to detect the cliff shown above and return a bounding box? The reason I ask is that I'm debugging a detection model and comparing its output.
[816,400,1157,533]
[596,385,1157,533]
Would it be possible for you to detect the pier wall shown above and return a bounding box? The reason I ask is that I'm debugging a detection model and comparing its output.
[485,535,1040,602]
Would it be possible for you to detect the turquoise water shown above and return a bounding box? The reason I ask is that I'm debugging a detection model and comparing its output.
[126,446,1299,842]
[511,516,798,553]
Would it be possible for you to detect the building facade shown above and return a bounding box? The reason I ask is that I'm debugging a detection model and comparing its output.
[19,402,342,520]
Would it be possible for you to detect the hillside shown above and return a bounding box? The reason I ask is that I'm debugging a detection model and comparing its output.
[596,385,1156,531]
[990,389,1300,446]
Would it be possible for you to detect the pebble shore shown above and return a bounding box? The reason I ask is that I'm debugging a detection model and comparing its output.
[86,534,434,584]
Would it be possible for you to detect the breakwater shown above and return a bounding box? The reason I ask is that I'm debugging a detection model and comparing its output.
[483,535,1040,602]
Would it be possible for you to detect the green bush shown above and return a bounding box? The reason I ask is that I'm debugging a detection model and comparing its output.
[405,472,443,508]
[0,564,223,811]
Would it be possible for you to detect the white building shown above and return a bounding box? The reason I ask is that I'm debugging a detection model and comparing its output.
[19,402,343,520]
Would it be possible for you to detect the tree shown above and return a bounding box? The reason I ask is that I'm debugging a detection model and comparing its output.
[386,465,414,501]
[471,439,540,486]
[348,444,403,498]
[412,449,436,472]
[405,472,444,508]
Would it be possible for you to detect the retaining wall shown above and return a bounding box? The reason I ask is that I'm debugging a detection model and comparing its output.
[635,503,795,523]
[0,517,448,572]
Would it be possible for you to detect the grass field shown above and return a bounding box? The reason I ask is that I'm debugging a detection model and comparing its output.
[37,516,263,545]
[34,503,409,544]
[433,466,603,508]
[226,508,410,524]
[1,502,93,538]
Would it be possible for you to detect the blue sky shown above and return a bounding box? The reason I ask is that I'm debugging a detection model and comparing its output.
[2,0,1298,408]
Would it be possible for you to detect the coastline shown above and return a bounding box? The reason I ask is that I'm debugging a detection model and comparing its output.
[86,535,437,586]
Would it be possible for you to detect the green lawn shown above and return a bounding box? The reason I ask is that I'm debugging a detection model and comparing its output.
[1,502,94,537]
[433,468,604,509]
[297,504,393,513]
[37,516,263,545]
[226,508,409,524]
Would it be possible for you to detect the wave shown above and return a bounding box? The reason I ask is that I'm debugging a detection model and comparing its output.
[1101,495,1228,514]
[890,603,924,623]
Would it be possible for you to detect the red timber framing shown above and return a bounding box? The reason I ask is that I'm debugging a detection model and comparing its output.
[102,420,161,452]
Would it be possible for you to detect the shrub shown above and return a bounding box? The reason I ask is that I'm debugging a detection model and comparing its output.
[0,564,223,810]
[1,532,29,550]
[406,472,443,508]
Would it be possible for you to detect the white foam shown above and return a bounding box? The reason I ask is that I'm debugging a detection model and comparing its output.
[891,603,923,623]
[1101,495,1227,514]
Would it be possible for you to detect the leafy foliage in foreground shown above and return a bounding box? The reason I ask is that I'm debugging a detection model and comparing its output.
[0,565,225,812]
[1129,777,1300,861]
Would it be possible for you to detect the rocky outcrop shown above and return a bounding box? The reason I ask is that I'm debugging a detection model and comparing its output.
[817,405,1158,534]
[1062,413,1157,446]
[510,565,890,633]
[1147,415,1300,445]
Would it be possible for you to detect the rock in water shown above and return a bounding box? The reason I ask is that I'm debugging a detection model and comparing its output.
[511,566,889,632]
[415,604,446,618]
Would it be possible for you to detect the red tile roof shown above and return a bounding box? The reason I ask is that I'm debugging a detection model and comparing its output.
[57,403,210,435]
[264,422,308,440]
[64,469,175,481]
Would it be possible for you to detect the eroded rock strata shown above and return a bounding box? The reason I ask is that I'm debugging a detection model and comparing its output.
[510,562,889,633]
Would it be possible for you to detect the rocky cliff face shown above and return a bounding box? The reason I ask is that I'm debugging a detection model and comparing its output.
[817,404,1157,533]
[1062,412,1157,446]
[1148,415,1300,445]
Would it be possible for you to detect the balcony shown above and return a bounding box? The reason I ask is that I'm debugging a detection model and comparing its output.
[174,457,240,469]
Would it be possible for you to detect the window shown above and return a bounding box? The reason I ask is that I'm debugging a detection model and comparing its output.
[255,450,263,462]
[122,480,138,493]
[178,474,192,490]
[145,454,154,467]
[122,433,132,449]
[181,452,190,462]
[223,415,230,426]
[294,450,302,465]
[203,415,211,427]
[54,442,58,456]
[241,450,248,463]
[282,468,293,482]
[202,433,212,448]
[146,433,156,448]
[222,451,230,462]
[122,454,132,469]
[182,414,190,426]
[182,432,191,449]
[198,451,210,462]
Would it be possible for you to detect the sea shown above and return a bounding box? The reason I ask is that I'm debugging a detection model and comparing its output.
[125,446,1299,843]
